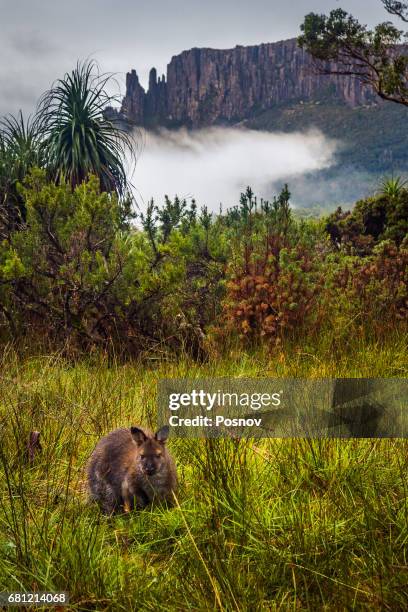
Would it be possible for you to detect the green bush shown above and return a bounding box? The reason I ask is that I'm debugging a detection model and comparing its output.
[0,170,228,356]
[325,188,408,254]
[0,170,185,352]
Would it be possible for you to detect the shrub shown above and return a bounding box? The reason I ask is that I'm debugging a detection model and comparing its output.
[221,234,323,343]
[349,239,408,329]
[323,238,408,336]
[218,187,325,344]
[0,171,228,357]
[0,170,185,353]
[325,189,408,254]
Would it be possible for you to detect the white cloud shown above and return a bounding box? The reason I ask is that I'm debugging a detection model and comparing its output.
[131,126,337,212]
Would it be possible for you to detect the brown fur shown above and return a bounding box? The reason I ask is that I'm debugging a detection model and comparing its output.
[87,426,177,515]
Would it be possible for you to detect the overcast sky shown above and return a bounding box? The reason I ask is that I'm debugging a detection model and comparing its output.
[0,0,398,116]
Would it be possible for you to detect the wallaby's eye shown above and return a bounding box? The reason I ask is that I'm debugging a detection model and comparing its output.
[155,451,162,457]
[140,452,145,458]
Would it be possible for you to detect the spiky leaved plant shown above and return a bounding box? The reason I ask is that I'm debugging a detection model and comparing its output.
[36,60,136,197]
[0,111,42,230]
[378,175,408,199]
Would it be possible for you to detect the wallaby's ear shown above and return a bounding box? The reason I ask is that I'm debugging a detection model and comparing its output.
[155,425,169,444]
[131,427,147,446]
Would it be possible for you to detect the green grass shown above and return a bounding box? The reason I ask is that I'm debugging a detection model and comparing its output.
[0,332,407,610]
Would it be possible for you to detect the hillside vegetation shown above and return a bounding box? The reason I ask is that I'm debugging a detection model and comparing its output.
[246,101,408,171]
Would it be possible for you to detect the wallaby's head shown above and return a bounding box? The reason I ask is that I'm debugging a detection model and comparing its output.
[130,426,169,476]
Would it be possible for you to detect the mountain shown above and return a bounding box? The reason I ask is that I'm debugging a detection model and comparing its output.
[118,38,376,128]
[110,37,408,201]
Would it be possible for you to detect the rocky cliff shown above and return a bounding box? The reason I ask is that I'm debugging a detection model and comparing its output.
[119,38,374,128]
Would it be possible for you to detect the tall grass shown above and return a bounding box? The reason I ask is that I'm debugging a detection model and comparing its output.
[0,332,407,610]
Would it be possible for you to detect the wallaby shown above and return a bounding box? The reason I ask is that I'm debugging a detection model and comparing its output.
[87,425,177,515]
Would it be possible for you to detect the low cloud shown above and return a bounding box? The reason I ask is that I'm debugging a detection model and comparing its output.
[284,166,377,210]
[131,127,338,212]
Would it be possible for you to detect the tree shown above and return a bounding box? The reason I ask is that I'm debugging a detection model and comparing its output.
[298,2,408,106]
[36,60,136,197]
[383,1,408,22]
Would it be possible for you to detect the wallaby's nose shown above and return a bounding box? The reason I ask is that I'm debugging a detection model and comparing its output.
[145,466,156,476]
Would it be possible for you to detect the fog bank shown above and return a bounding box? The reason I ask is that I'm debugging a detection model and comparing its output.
[132,127,337,212]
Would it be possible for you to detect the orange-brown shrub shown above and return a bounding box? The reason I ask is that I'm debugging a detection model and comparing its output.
[221,234,324,342]
[347,239,408,328]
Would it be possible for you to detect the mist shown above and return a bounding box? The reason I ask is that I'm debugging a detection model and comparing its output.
[131,127,338,212]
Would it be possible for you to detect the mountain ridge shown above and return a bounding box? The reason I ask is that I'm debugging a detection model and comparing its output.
[117,38,375,128]
[107,37,408,188]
